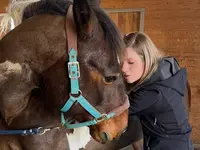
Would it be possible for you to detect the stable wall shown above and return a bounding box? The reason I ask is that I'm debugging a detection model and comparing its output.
[0,0,8,13]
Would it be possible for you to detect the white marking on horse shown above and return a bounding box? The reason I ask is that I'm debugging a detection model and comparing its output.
[67,126,91,150]
[0,60,22,74]
[0,61,22,87]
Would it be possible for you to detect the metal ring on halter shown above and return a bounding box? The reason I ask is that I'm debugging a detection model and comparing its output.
[69,90,82,98]
[96,114,108,123]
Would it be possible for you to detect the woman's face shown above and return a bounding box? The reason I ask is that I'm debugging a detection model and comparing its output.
[121,47,145,84]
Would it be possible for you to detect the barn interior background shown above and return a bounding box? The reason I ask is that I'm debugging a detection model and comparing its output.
[0,0,200,144]
[101,0,200,144]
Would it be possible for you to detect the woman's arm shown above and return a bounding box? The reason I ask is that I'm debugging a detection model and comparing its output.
[129,88,164,116]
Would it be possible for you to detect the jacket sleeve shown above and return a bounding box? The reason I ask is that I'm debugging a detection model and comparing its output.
[129,88,163,116]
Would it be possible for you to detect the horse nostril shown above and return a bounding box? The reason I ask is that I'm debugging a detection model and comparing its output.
[99,132,110,142]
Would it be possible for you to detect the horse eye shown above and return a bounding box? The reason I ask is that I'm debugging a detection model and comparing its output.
[103,76,118,84]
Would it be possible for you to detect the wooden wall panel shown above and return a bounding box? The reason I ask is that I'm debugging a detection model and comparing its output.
[102,0,200,143]
[0,0,8,13]
[108,12,140,34]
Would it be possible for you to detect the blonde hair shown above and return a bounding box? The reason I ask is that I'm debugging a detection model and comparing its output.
[123,32,163,89]
[0,0,40,39]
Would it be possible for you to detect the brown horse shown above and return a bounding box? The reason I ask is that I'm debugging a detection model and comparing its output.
[0,0,129,149]
[84,80,192,150]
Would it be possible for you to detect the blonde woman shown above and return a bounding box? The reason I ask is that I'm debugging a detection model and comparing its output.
[121,32,193,150]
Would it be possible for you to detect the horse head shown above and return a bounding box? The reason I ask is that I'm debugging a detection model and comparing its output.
[0,0,129,144]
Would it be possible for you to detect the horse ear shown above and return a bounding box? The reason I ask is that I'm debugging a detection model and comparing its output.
[73,0,95,39]
[0,61,39,125]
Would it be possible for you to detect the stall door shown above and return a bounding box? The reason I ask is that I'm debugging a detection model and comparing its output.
[106,10,143,35]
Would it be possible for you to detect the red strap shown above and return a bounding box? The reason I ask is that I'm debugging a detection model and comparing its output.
[66,5,77,53]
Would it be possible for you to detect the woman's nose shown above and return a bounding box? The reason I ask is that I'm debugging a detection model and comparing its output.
[121,62,127,73]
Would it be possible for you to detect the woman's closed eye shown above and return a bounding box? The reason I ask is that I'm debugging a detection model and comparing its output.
[128,61,135,64]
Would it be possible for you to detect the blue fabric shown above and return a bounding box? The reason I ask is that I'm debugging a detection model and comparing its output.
[77,95,102,118]
[61,111,115,129]
[0,128,40,135]
[60,95,116,128]
[60,95,103,118]
[60,96,76,112]
[68,48,79,94]
[60,48,116,129]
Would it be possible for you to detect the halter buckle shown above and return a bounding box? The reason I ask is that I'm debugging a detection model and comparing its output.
[68,61,80,79]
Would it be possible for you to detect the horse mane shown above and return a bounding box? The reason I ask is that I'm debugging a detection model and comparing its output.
[0,0,40,38]
[21,0,124,55]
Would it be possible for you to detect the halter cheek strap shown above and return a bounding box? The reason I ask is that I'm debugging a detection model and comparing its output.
[60,5,129,129]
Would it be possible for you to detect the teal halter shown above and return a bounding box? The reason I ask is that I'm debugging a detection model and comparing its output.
[60,48,115,129]
[60,5,116,129]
